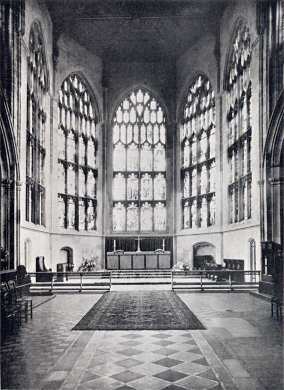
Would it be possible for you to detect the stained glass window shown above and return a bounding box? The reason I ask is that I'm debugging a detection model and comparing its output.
[26,22,48,225]
[57,74,98,230]
[112,88,167,232]
[180,75,216,229]
[226,23,252,223]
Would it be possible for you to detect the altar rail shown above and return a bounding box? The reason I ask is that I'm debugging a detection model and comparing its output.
[29,272,112,293]
[171,270,261,291]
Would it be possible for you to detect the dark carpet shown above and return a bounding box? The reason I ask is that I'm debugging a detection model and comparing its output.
[73,291,205,330]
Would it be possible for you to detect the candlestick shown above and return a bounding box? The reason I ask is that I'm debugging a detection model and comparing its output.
[137,236,141,252]
[113,239,116,252]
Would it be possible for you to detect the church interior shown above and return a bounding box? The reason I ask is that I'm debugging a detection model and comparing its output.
[0,0,283,389]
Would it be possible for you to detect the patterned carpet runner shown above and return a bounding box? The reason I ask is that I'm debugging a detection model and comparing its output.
[73,291,205,330]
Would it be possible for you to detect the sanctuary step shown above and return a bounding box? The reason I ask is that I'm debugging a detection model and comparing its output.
[110,270,172,279]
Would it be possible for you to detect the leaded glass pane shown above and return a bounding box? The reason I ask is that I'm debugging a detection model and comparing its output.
[184,172,190,198]
[79,200,85,230]
[154,174,166,200]
[113,173,125,201]
[79,168,85,197]
[183,201,190,229]
[141,174,153,200]
[57,73,98,230]
[140,143,152,171]
[141,202,153,231]
[113,202,126,231]
[86,171,96,198]
[127,143,139,171]
[112,88,167,232]
[57,163,65,194]
[127,174,139,200]
[183,140,190,168]
[226,23,252,224]
[87,140,96,168]
[127,203,139,231]
[67,166,76,195]
[26,22,48,225]
[180,75,216,229]
[79,137,85,165]
[154,143,166,171]
[209,196,216,226]
[200,165,207,194]
[191,169,197,196]
[200,197,207,228]
[154,202,166,231]
[114,143,126,171]
[67,133,75,162]
[57,197,65,228]
[58,129,65,160]
[67,198,76,229]
[86,200,96,230]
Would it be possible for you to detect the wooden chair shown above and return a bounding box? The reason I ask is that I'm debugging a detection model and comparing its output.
[7,280,32,321]
[1,284,22,333]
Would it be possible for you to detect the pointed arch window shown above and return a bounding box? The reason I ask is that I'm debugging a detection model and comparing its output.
[112,88,167,232]
[26,22,49,225]
[57,74,98,230]
[180,75,216,229]
[226,23,252,223]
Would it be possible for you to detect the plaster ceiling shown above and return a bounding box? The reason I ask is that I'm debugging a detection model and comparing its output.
[46,0,227,62]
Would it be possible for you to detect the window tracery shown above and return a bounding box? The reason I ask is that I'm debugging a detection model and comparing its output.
[226,23,252,223]
[180,75,216,229]
[57,74,98,230]
[112,88,167,232]
[26,22,48,225]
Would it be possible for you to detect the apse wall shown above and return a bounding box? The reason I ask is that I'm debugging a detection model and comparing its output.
[175,0,262,270]
[20,0,105,272]
[175,31,222,267]
[219,0,261,269]
[20,0,54,271]
[104,61,176,239]
[50,34,104,271]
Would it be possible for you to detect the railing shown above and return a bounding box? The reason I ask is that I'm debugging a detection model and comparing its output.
[28,271,112,293]
[29,270,260,293]
[171,270,261,291]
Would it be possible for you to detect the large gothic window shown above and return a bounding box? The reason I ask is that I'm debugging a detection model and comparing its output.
[112,88,167,232]
[26,22,48,225]
[57,74,98,231]
[180,75,216,229]
[226,23,252,223]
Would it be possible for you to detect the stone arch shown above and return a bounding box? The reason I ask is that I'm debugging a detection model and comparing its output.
[110,84,170,127]
[59,246,74,271]
[192,242,216,269]
[59,71,101,122]
[223,17,250,92]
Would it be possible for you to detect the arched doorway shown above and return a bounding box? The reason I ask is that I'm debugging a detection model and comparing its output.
[59,247,74,272]
[193,242,216,269]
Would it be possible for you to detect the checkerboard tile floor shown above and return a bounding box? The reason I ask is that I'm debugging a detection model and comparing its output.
[73,331,222,390]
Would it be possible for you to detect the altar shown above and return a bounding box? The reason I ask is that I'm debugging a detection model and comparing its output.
[106,251,171,270]
[105,236,173,270]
